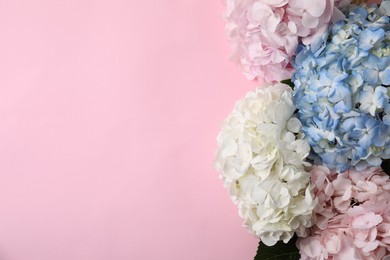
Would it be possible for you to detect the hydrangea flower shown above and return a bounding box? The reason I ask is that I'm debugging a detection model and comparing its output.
[225,0,348,83]
[215,83,316,246]
[297,166,390,259]
[293,1,390,172]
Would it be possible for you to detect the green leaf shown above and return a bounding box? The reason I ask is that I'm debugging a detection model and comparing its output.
[254,235,300,260]
[280,79,294,89]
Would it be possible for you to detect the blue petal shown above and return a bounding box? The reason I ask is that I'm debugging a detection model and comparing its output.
[363,68,379,85]
[379,68,390,85]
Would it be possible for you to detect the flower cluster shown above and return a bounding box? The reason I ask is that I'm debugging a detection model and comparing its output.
[218,1,390,258]
[225,0,347,83]
[293,1,390,172]
[297,166,390,259]
[215,83,316,246]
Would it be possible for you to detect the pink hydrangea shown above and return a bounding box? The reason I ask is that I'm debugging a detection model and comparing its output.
[297,166,390,259]
[225,0,348,83]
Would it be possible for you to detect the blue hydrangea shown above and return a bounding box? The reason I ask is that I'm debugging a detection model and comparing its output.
[292,1,390,172]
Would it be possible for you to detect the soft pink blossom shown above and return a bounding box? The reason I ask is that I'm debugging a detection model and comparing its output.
[225,0,349,83]
[297,166,390,259]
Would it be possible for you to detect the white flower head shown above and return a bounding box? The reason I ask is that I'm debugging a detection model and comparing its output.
[215,83,316,246]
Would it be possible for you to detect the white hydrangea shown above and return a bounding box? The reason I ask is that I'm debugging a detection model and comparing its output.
[215,83,317,246]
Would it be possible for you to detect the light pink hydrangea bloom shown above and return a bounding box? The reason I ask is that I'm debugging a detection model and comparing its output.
[225,0,348,83]
[297,166,390,259]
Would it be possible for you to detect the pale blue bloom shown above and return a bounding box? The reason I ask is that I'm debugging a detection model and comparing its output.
[292,1,390,172]
[359,29,385,51]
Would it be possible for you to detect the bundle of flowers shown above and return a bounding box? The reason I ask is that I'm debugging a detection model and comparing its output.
[297,166,390,259]
[293,2,390,172]
[215,83,316,246]
[225,0,348,83]
[216,0,390,259]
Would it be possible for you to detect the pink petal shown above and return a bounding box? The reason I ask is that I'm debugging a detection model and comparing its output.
[264,13,281,32]
[362,241,379,253]
[262,0,288,7]
[302,12,319,29]
[287,21,297,34]
[304,0,326,17]
[352,212,383,229]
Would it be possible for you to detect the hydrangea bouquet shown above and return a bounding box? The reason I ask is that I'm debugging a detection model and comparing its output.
[216,0,390,259]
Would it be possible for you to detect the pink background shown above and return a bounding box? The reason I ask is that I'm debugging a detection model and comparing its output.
[0,0,258,259]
